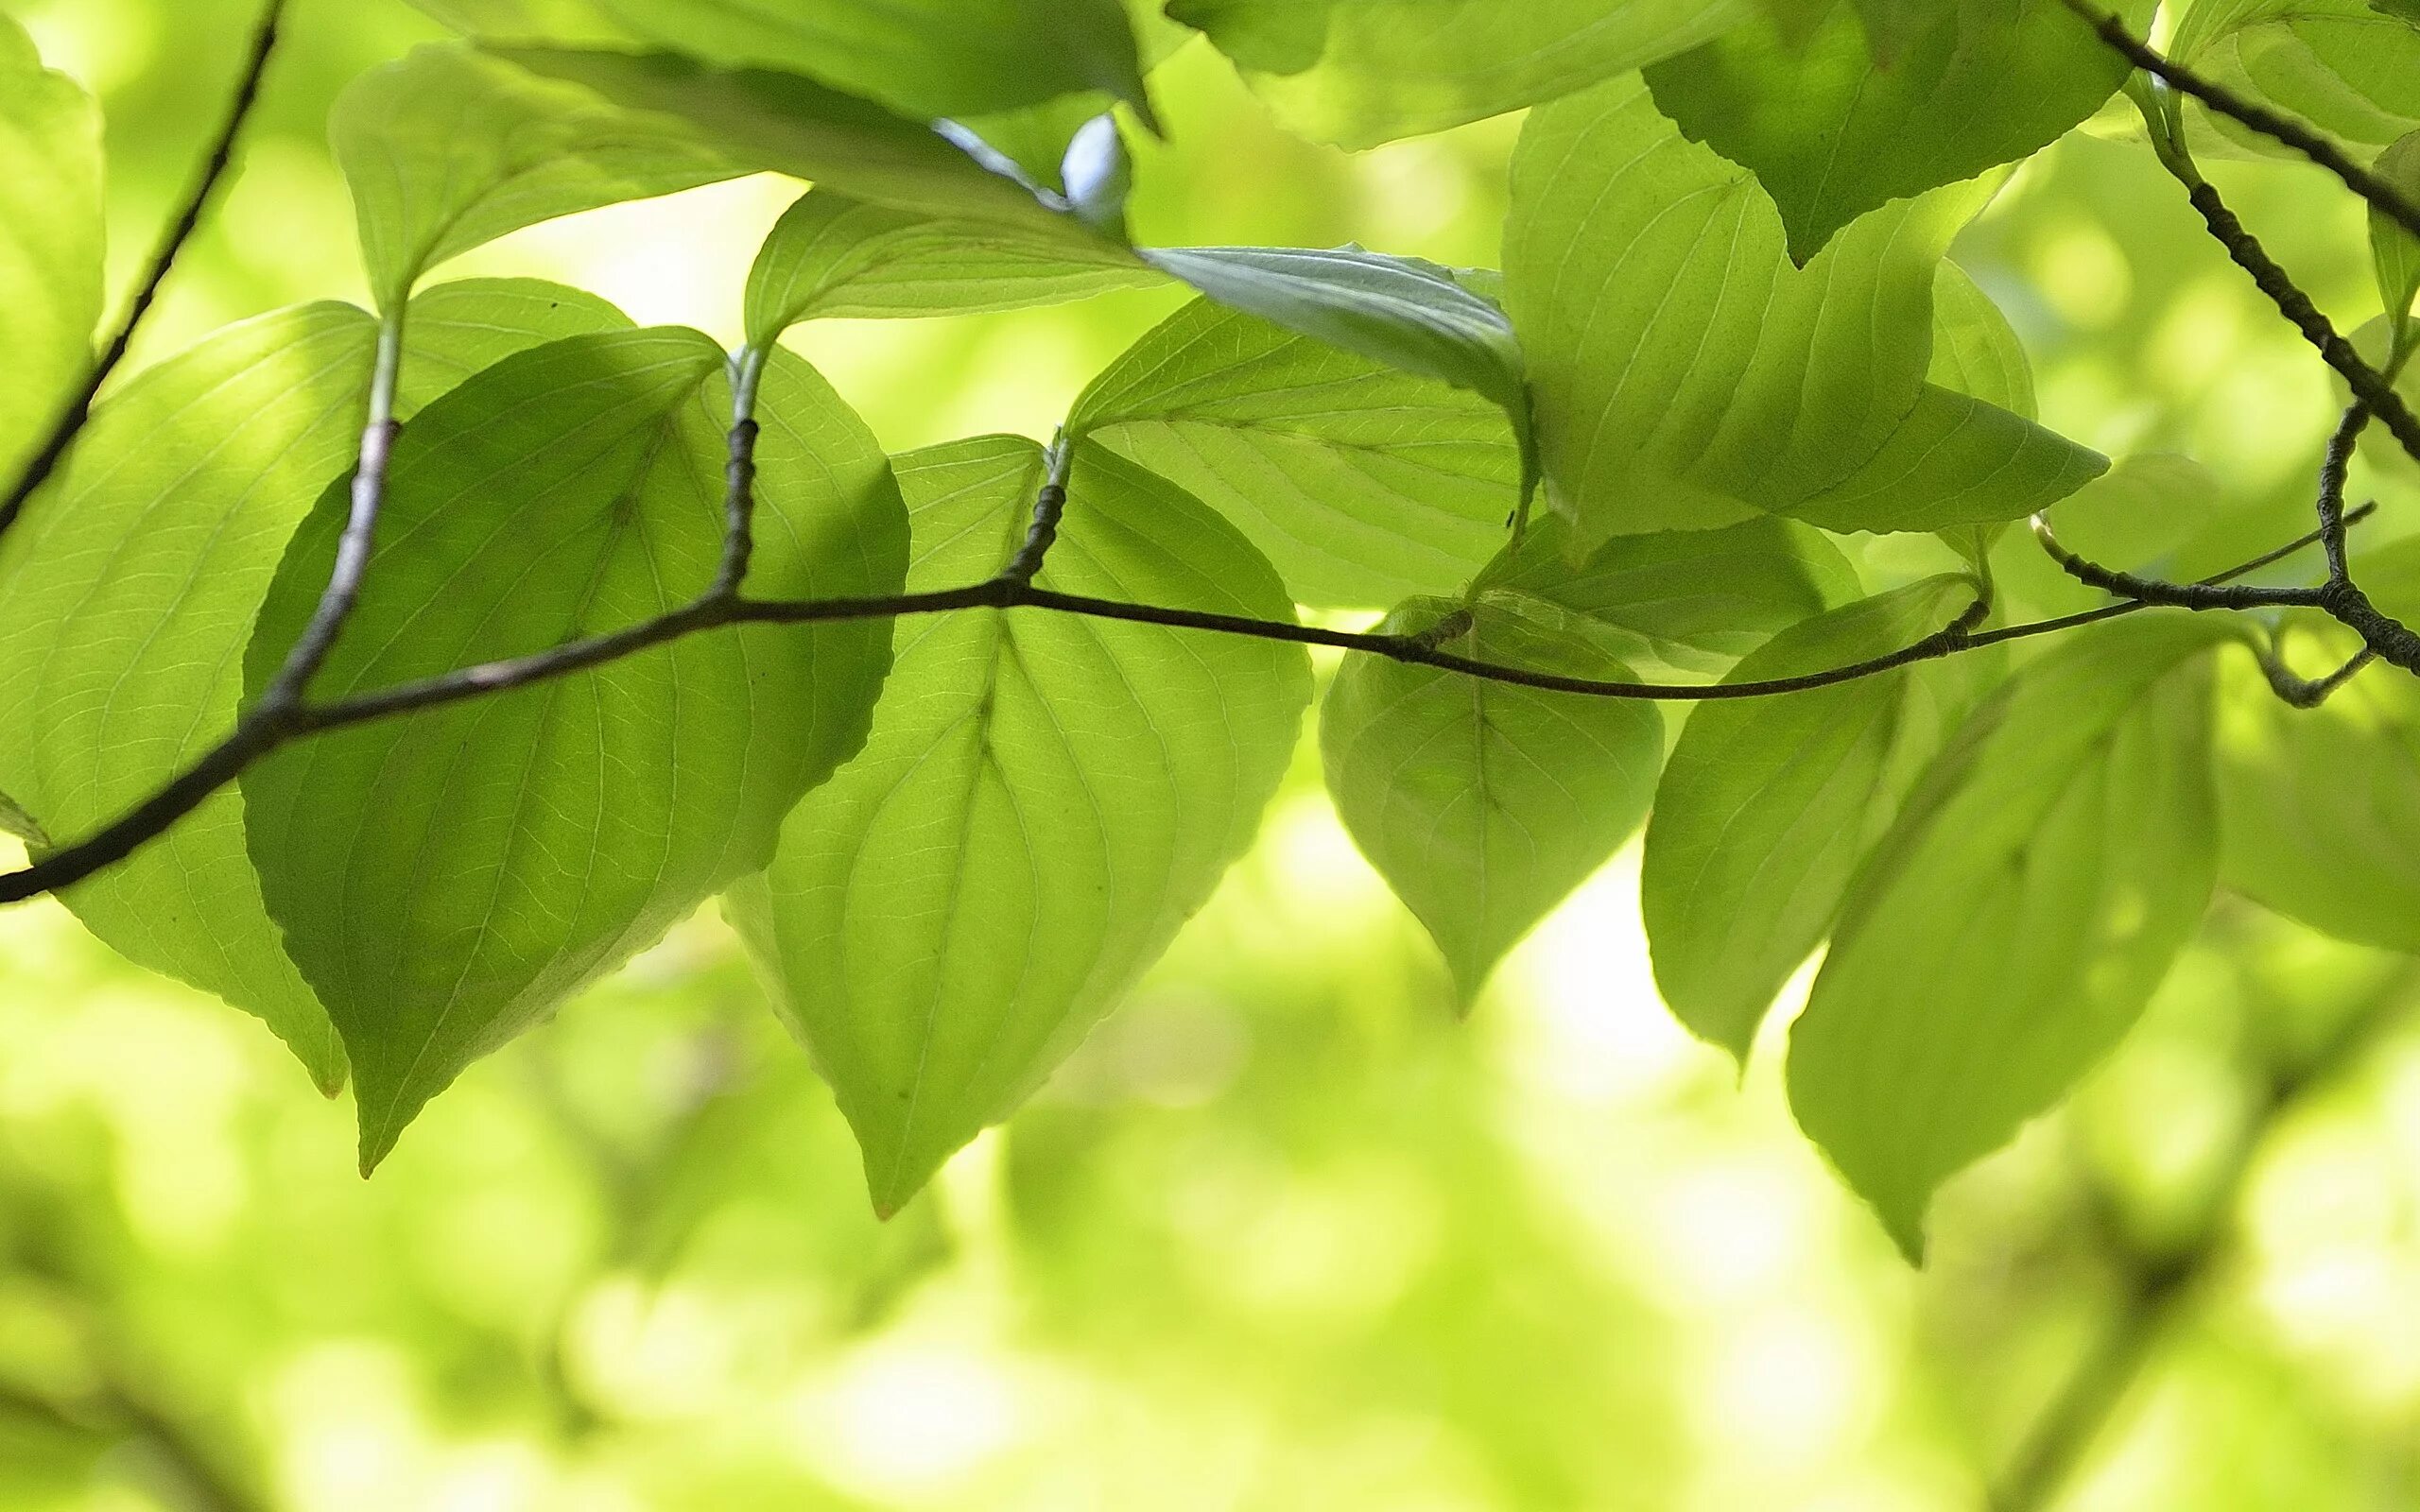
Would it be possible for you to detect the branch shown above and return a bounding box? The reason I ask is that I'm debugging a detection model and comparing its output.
[2030,514,2324,612]
[2066,0,2420,244]
[0,0,290,540]
[0,495,2363,909]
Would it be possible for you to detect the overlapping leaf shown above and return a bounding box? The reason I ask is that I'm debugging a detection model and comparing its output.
[726,438,1309,1212]
[1072,295,1522,608]
[1506,74,2103,547]
[1169,0,1749,146]
[1789,616,2230,1259]
[1642,578,1998,1059]
[239,328,907,1168]
[332,43,736,307]
[1476,515,1856,675]
[1645,0,2147,262]
[1322,593,1665,1001]
[0,15,103,486]
[596,0,1154,127]
[2374,131,2420,353]
[743,191,1156,345]
[2174,0,2420,153]
[0,283,626,1091]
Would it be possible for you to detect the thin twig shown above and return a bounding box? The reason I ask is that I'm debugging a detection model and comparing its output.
[0,0,291,539]
[2317,404,2368,584]
[2256,644,2375,709]
[2030,514,2324,611]
[0,502,2362,908]
[2065,0,2420,243]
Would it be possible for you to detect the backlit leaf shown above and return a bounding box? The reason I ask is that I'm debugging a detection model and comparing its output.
[1322,593,1665,1001]
[240,329,908,1166]
[1072,295,1521,608]
[1642,578,1997,1059]
[1645,0,2144,262]
[726,438,1309,1212]
[1789,615,2229,1260]
[332,43,736,307]
[1169,0,1749,146]
[0,15,103,487]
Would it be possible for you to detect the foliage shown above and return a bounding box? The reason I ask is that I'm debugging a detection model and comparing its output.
[7,0,2420,1299]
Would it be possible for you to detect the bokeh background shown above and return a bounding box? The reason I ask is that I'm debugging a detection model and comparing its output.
[4,2,2419,1508]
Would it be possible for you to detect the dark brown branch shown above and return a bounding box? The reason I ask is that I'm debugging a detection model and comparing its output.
[2066,0,2420,244]
[0,0,291,539]
[2257,644,2375,709]
[2317,404,2367,583]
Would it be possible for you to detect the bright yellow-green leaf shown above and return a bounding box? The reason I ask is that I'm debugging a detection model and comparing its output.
[1322,593,1666,1002]
[1789,615,2230,1261]
[727,438,1309,1213]
[0,15,103,487]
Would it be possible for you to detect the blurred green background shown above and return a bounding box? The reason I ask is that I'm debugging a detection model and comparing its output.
[5,2,2420,1508]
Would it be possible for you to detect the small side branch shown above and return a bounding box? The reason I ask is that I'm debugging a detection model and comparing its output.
[2256,644,2374,709]
[2031,515,2324,612]
[996,436,1074,589]
[0,0,291,539]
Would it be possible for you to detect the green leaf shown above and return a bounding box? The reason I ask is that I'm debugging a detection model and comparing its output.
[1321,593,1665,1001]
[1476,514,1858,676]
[406,0,636,43]
[0,285,636,1093]
[1782,383,2109,535]
[2175,0,2420,152]
[0,14,103,485]
[492,45,1115,249]
[2214,541,2420,952]
[332,43,737,308]
[1641,578,1997,1060]
[1142,247,1528,418]
[596,0,1156,127]
[1929,264,2037,419]
[726,438,1310,1213]
[1167,0,1749,147]
[743,191,1154,347]
[0,786,47,849]
[1644,0,2143,263]
[1789,615,2229,1260]
[2373,131,2420,352]
[1072,294,1521,608]
[1508,74,2098,545]
[239,329,908,1168]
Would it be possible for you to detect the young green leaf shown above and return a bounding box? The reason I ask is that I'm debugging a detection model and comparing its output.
[1167,0,1747,147]
[0,786,45,849]
[239,330,908,1169]
[1642,579,1998,1060]
[1071,295,1521,608]
[596,0,1156,128]
[725,438,1310,1214]
[743,191,1155,347]
[1476,515,1857,676]
[2372,131,2420,352]
[1644,0,2146,263]
[1507,74,2098,545]
[0,14,103,485]
[1929,264,2037,419]
[1321,593,1665,1002]
[492,46,1115,249]
[1143,247,1528,419]
[332,43,737,308]
[1789,616,2230,1261]
[2173,0,2420,152]
[0,285,635,1092]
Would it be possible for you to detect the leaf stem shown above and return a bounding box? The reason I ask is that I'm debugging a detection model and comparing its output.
[0,0,291,540]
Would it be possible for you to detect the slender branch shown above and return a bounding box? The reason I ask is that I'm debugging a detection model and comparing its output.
[0,0,291,540]
[2067,1,2420,244]
[2256,644,2375,709]
[0,500,2364,909]
[2030,514,2324,611]
[2317,404,2368,584]
[2168,166,2420,470]
[714,347,768,596]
